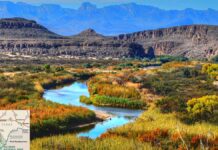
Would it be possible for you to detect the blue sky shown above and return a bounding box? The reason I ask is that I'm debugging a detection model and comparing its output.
[3,0,218,10]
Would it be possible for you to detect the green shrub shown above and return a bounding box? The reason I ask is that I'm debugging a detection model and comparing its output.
[181,67,199,78]
[55,66,64,72]
[80,95,92,105]
[118,63,133,68]
[44,64,51,73]
[187,95,218,121]
[143,67,217,100]
[91,95,146,109]
[88,83,141,100]
[154,55,188,63]
[83,63,92,68]
[74,72,94,80]
[156,97,186,113]
[202,63,218,79]
[32,66,44,73]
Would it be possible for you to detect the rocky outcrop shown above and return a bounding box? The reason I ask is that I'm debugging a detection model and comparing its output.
[0,18,61,39]
[0,18,146,59]
[115,25,218,59]
[0,18,217,59]
[0,40,143,59]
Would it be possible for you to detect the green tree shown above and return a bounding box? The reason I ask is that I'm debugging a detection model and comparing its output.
[83,63,92,68]
[80,95,92,105]
[44,64,51,72]
[55,66,64,72]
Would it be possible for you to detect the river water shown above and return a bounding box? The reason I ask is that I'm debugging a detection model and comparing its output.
[43,82,143,138]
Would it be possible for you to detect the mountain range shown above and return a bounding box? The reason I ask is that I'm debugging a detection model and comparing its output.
[0,1,218,35]
[0,18,217,59]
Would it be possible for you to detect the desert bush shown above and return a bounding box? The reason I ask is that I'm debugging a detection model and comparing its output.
[40,74,75,89]
[181,67,199,78]
[55,66,64,72]
[108,107,218,149]
[202,63,218,79]
[138,128,169,145]
[156,97,186,113]
[143,67,217,101]
[31,134,153,150]
[80,95,92,104]
[91,95,146,109]
[74,72,95,80]
[118,62,133,69]
[0,77,36,104]
[187,95,218,121]
[83,63,93,68]
[44,64,51,73]
[89,83,141,100]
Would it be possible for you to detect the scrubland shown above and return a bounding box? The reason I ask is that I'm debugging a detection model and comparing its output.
[0,56,217,149]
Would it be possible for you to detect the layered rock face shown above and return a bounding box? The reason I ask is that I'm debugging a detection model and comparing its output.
[0,18,217,59]
[0,18,61,39]
[0,40,144,59]
[0,18,146,59]
[115,25,218,59]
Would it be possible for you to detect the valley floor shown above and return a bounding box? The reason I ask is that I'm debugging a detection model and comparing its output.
[0,57,217,149]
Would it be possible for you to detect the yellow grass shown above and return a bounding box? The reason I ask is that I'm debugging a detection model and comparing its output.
[112,107,218,137]
[31,134,154,150]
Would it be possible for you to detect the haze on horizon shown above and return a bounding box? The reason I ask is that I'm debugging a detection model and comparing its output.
[0,0,218,36]
[2,0,218,10]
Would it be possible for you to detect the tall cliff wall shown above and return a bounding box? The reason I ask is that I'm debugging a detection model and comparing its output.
[0,18,217,59]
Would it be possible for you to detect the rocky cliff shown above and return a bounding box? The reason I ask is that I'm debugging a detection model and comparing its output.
[0,18,217,59]
[0,18,61,39]
[115,25,218,59]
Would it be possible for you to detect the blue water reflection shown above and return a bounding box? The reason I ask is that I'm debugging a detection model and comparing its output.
[43,82,143,138]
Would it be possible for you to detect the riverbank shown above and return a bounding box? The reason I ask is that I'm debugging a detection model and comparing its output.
[71,111,113,130]
[43,82,144,139]
[94,110,113,120]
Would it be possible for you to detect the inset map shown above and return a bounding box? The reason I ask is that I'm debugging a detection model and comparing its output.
[0,110,30,150]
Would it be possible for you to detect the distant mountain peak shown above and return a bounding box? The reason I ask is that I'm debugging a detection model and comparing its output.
[79,2,97,11]
[77,28,103,37]
[0,1,217,36]
[79,28,98,35]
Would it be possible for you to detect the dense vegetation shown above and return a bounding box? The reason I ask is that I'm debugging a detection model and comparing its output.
[153,55,189,63]
[202,63,218,79]
[0,65,97,138]
[0,99,96,138]
[31,134,152,150]
[143,63,217,117]
[80,95,92,105]
[79,61,217,149]
[84,73,146,109]
[186,95,218,122]
[0,74,36,104]
[0,58,217,149]
[101,107,218,149]
[91,95,145,109]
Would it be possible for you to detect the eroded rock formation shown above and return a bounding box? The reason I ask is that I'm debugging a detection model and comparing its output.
[0,18,217,59]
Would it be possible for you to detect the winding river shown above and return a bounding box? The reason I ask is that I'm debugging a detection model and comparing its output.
[43,82,143,139]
